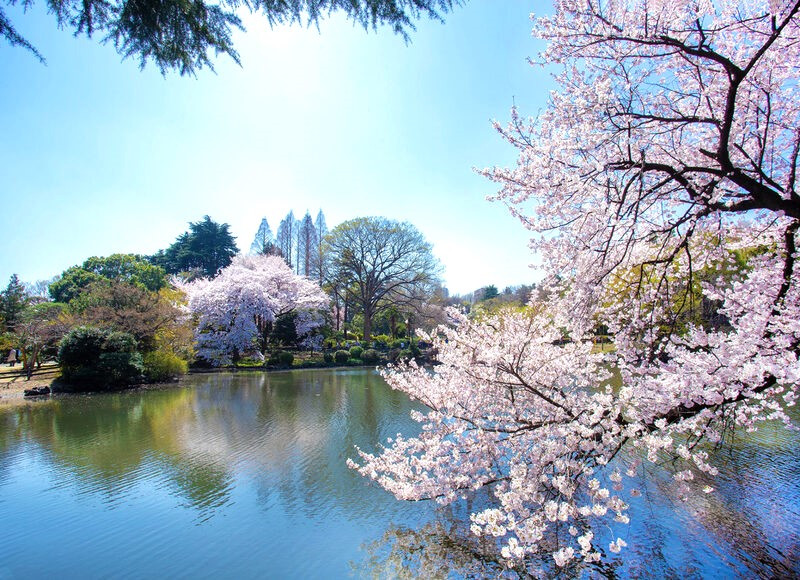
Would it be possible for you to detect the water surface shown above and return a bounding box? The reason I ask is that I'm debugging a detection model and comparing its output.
[0,369,797,578]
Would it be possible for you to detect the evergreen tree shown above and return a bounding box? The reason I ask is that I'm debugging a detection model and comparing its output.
[1,274,28,332]
[2,1,460,76]
[152,216,238,278]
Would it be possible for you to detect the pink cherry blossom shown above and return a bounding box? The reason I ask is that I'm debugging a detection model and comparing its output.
[180,254,328,365]
[350,0,800,571]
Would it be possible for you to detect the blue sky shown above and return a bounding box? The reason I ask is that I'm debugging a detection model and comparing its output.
[0,1,553,296]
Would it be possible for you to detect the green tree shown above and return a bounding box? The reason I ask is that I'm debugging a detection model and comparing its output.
[1,274,29,332]
[151,215,239,278]
[325,217,440,341]
[58,326,144,390]
[1,0,460,75]
[49,254,168,303]
[480,285,498,301]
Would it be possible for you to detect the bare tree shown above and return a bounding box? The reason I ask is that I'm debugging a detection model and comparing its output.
[276,211,297,269]
[250,218,278,256]
[297,211,317,277]
[313,210,328,284]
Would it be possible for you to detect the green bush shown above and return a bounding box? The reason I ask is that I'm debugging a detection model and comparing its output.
[390,339,405,350]
[349,345,364,359]
[334,350,350,364]
[59,326,144,390]
[268,350,294,367]
[323,352,334,364]
[362,349,380,364]
[143,350,188,382]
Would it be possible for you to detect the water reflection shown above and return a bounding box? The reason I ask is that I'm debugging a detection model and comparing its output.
[0,370,430,578]
[0,370,797,578]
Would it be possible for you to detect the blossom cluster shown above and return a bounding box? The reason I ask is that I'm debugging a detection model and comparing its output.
[180,255,328,364]
[351,0,800,572]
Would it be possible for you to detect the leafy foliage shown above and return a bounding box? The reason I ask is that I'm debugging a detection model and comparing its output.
[325,217,441,341]
[59,326,144,389]
[49,254,168,303]
[268,350,294,367]
[142,350,188,382]
[361,348,379,364]
[151,215,238,279]
[1,0,460,75]
[0,274,28,332]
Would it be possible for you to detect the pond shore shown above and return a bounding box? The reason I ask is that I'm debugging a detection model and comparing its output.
[0,361,388,408]
[0,362,61,407]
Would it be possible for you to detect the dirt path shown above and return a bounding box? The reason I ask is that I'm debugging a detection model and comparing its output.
[0,362,60,407]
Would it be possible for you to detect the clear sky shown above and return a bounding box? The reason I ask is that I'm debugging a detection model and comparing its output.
[0,1,553,296]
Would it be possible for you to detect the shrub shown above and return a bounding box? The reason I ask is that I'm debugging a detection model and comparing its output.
[269,350,294,367]
[334,350,350,364]
[323,352,334,364]
[143,350,188,382]
[347,358,362,366]
[362,349,380,364]
[279,351,294,366]
[349,345,364,359]
[59,326,144,390]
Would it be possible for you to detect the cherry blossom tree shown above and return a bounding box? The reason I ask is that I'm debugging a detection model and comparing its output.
[350,1,800,574]
[182,255,328,365]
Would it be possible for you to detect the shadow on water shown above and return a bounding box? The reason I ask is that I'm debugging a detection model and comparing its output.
[0,369,797,578]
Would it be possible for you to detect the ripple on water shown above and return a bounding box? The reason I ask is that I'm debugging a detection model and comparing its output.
[0,370,798,579]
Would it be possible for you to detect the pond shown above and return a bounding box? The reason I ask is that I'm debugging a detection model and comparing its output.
[0,369,798,578]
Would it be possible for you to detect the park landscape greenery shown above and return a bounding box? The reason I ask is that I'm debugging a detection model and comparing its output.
[1,0,799,575]
[0,212,463,386]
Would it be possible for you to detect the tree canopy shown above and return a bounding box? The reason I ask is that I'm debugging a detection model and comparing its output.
[49,253,168,303]
[1,0,460,75]
[151,215,238,279]
[350,1,800,574]
[181,254,328,365]
[1,274,29,332]
[325,216,440,341]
